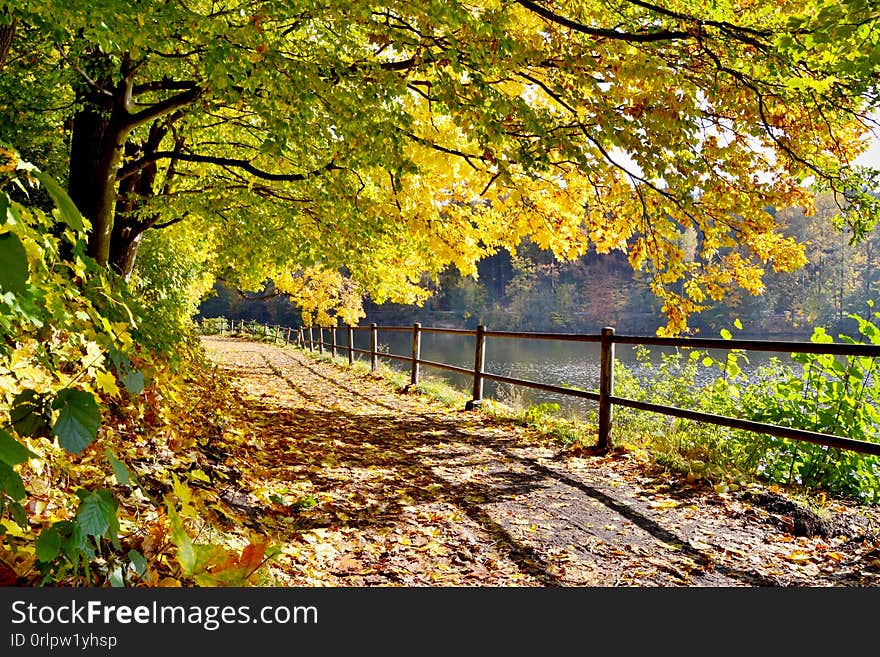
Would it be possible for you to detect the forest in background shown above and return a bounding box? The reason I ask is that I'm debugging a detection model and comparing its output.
[200,192,880,338]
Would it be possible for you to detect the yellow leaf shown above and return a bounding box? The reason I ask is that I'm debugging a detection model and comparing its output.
[787,550,813,563]
[187,469,211,483]
[416,540,445,556]
[170,474,197,518]
[95,370,120,397]
[688,538,712,551]
[649,499,679,509]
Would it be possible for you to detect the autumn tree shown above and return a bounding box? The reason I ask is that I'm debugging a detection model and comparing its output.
[1,0,878,332]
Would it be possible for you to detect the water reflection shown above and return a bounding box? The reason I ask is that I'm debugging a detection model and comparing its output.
[338,329,791,419]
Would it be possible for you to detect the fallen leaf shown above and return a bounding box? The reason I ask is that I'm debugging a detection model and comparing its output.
[688,538,712,551]
[0,561,18,586]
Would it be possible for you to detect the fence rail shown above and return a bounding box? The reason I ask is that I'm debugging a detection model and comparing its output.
[198,317,880,458]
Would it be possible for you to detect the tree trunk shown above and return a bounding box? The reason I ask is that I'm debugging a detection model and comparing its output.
[108,127,167,279]
[0,16,17,70]
[65,48,140,267]
[109,229,144,279]
[67,89,129,266]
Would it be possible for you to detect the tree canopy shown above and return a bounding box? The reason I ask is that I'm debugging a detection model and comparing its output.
[2,0,879,332]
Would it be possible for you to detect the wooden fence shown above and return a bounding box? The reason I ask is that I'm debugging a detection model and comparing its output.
[199,317,880,458]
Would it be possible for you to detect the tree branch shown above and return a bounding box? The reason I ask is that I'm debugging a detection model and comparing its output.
[119,150,341,182]
[55,46,114,97]
[399,129,485,169]
[122,86,203,130]
[515,0,691,43]
[0,14,16,70]
[133,79,200,95]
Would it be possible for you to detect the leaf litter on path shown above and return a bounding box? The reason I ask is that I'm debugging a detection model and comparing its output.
[199,336,880,587]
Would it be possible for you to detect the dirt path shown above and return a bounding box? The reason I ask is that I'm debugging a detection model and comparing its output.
[200,336,880,587]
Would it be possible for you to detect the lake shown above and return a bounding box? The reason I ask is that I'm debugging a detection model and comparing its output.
[314,327,797,420]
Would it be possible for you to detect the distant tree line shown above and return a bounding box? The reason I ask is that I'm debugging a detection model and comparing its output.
[199,193,880,339]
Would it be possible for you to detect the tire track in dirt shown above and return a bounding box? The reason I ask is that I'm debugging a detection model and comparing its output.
[201,336,879,587]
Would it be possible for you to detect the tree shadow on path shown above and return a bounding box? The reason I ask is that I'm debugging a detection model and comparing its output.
[204,342,781,586]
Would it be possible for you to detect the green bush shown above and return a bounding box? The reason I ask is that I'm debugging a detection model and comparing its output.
[741,307,880,501]
[610,308,880,502]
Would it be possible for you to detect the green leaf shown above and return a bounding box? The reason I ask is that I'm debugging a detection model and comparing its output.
[10,389,50,438]
[167,502,195,576]
[52,389,101,454]
[35,526,62,562]
[109,565,125,587]
[720,328,732,340]
[9,501,27,528]
[52,520,85,553]
[0,428,36,465]
[32,170,86,232]
[0,462,26,501]
[122,368,145,395]
[128,549,148,576]
[0,232,29,296]
[75,489,118,538]
[0,193,21,225]
[733,318,743,330]
[105,448,131,486]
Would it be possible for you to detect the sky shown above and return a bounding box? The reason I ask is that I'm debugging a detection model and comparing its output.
[856,111,880,168]
[857,133,880,168]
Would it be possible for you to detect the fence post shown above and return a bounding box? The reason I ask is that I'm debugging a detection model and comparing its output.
[466,324,486,410]
[308,326,314,351]
[286,327,291,345]
[370,323,378,372]
[597,326,615,453]
[318,327,324,354]
[348,326,354,366]
[407,323,421,390]
[331,327,337,358]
